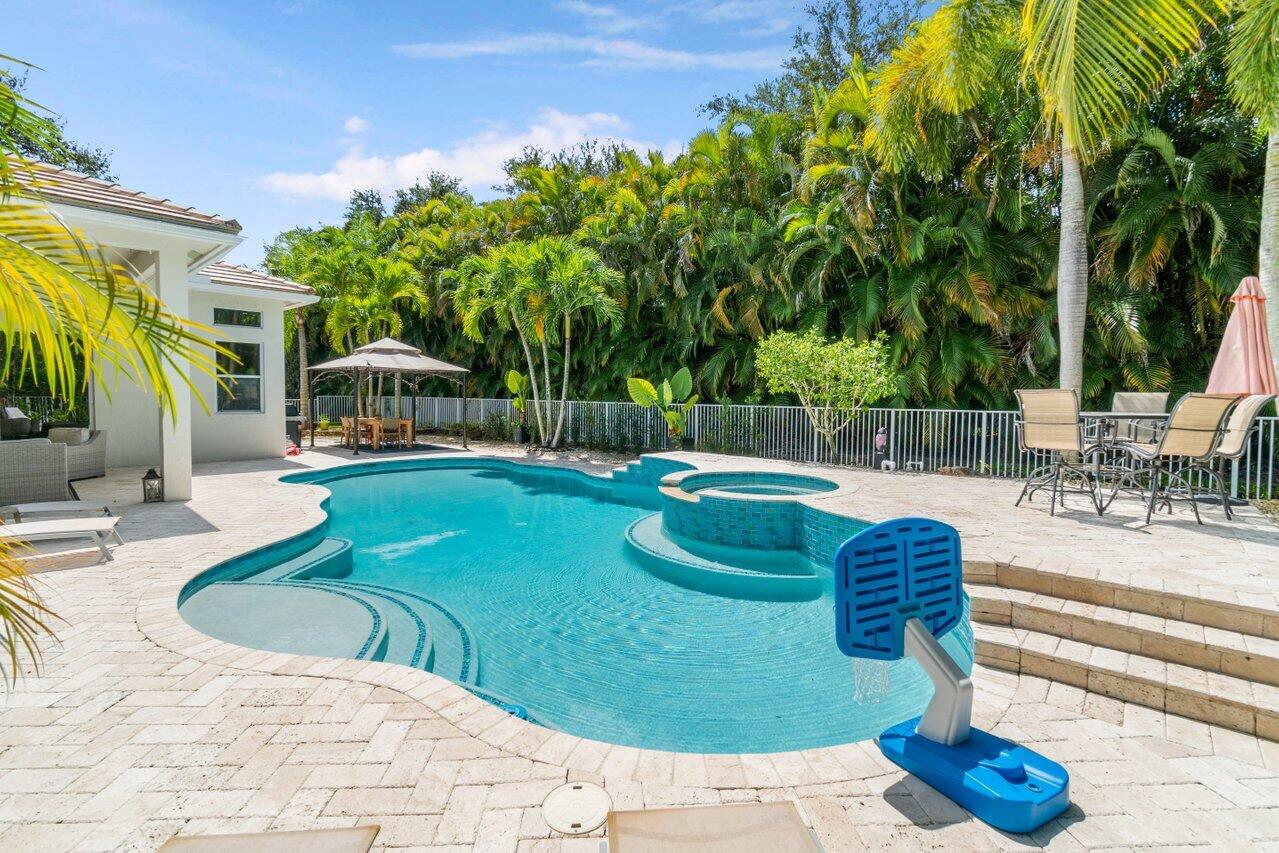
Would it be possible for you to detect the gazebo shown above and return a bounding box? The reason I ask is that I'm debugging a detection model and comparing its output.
[307,337,470,455]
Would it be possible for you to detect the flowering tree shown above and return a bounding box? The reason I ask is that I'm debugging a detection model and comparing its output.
[756,330,897,455]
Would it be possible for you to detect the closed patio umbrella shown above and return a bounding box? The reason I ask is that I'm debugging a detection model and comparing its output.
[1206,277,1278,395]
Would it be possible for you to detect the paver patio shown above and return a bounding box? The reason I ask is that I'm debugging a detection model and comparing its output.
[3,443,1278,851]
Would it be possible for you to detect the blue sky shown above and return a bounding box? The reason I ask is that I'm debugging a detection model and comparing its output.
[10,0,802,265]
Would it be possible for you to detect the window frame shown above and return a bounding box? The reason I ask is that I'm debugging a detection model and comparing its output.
[213,307,263,329]
[215,341,264,414]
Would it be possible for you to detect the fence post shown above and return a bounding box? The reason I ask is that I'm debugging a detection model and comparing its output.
[980,411,989,476]
[888,409,897,466]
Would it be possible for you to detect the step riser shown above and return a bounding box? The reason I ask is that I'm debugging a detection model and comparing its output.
[967,561,1279,640]
[971,596,1279,687]
[974,638,1278,740]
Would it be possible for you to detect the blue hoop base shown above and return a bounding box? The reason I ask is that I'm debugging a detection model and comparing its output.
[878,716,1070,833]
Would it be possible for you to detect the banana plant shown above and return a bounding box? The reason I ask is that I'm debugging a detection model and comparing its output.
[626,367,699,441]
[506,370,531,426]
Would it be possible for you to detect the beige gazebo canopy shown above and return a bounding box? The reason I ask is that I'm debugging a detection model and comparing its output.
[309,337,470,455]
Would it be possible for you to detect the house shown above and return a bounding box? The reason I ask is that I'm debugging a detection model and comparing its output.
[18,162,318,500]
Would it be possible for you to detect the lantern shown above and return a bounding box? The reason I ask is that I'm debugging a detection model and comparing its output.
[142,468,164,503]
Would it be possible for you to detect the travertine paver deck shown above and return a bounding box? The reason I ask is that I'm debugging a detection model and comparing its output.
[3,443,1278,851]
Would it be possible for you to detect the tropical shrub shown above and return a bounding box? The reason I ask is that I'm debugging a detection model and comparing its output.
[755,330,897,454]
[626,367,699,441]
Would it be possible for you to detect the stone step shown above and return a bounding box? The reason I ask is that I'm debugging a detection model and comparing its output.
[968,583,1279,687]
[972,622,1279,740]
[965,560,1279,640]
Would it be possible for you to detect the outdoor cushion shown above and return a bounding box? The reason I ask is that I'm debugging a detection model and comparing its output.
[607,802,819,852]
[48,427,89,446]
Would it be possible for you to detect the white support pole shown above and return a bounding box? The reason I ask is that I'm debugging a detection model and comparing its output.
[903,617,972,746]
[156,243,192,501]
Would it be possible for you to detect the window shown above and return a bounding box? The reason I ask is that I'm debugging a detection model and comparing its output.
[214,307,262,328]
[216,342,263,412]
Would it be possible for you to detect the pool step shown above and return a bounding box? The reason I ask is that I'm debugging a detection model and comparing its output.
[327,580,477,684]
[252,537,353,583]
[310,581,432,671]
[972,622,1279,739]
[968,584,1279,687]
[624,513,819,602]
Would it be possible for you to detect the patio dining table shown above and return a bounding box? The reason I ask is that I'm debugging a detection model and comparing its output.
[343,418,415,451]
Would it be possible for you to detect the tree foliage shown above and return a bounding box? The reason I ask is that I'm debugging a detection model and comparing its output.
[269,3,1267,414]
[756,329,897,452]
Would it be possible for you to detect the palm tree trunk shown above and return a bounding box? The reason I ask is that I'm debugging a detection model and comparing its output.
[511,309,545,442]
[540,336,554,446]
[552,314,571,448]
[296,307,311,429]
[1261,129,1279,382]
[1057,141,1089,393]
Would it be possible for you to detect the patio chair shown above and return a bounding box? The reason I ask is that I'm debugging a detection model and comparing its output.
[0,406,32,439]
[380,417,404,449]
[340,417,354,447]
[1187,393,1275,520]
[1110,392,1169,443]
[1106,392,1238,524]
[0,438,76,507]
[0,501,112,523]
[1014,389,1105,516]
[606,802,820,852]
[48,428,107,480]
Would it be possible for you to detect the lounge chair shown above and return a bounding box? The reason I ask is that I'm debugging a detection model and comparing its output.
[0,516,123,562]
[0,406,32,439]
[1106,392,1238,524]
[1014,389,1106,515]
[606,802,820,852]
[1188,393,1275,520]
[159,826,380,853]
[0,501,112,523]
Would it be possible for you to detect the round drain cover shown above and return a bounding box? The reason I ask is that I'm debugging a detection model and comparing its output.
[542,781,611,836]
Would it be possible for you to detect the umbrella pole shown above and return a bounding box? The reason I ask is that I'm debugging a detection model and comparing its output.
[352,367,361,457]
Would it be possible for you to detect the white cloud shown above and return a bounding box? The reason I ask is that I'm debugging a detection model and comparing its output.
[690,1,794,37]
[343,115,370,134]
[260,108,664,201]
[390,33,783,71]
[557,0,653,34]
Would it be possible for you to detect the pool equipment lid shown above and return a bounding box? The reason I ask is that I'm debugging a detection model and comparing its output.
[542,781,612,836]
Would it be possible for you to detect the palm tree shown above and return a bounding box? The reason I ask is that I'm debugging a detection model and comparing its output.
[1,61,219,682]
[870,0,1224,393]
[1224,0,1279,377]
[526,237,622,446]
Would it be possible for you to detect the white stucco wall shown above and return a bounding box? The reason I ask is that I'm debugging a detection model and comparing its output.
[91,361,164,468]
[188,289,287,463]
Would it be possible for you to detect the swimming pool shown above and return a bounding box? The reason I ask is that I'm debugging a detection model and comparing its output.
[180,458,972,753]
[677,471,839,497]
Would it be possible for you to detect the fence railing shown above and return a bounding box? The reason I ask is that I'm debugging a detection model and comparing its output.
[289,395,1278,501]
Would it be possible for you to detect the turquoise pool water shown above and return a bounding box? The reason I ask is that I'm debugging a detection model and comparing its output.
[180,460,972,754]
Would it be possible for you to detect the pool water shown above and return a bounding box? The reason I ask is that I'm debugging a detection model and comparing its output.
[181,462,972,754]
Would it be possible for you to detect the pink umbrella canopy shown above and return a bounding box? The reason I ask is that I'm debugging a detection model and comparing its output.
[1206,277,1278,395]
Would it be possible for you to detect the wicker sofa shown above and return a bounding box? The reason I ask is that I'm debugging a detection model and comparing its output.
[0,438,74,506]
[47,428,107,481]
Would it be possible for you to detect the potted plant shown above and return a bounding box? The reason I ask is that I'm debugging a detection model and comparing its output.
[506,370,533,445]
[626,367,699,450]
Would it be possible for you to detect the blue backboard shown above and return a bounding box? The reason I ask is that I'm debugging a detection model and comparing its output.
[834,517,964,660]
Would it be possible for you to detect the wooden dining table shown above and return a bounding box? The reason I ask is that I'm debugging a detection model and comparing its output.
[345,418,415,451]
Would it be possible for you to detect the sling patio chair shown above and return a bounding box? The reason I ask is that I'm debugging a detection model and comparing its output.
[1110,391,1170,443]
[1186,393,1274,520]
[1104,392,1238,524]
[1014,389,1107,516]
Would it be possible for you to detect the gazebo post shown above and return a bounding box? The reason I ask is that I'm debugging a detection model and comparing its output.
[409,384,417,448]
[352,366,361,457]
